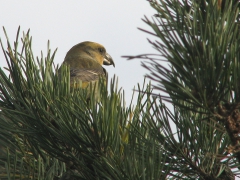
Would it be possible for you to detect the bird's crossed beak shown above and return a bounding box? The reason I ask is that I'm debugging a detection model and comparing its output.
[103,53,115,67]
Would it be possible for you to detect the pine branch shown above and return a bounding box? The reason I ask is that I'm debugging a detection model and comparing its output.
[0,27,169,179]
[125,0,240,179]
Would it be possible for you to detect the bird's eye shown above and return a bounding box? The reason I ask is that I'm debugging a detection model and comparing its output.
[98,48,104,53]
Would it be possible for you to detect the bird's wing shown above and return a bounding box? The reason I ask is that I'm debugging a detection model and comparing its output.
[70,67,105,82]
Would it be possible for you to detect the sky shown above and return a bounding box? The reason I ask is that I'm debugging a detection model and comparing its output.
[0,1,157,106]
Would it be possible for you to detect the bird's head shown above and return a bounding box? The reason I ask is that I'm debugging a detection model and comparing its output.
[65,41,115,67]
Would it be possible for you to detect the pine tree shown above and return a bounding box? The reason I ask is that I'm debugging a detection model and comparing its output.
[0,0,240,179]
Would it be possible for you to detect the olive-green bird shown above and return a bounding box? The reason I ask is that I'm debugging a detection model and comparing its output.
[62,41,115,94]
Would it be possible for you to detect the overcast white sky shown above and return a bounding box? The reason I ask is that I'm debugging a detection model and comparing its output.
[0,1,157,106]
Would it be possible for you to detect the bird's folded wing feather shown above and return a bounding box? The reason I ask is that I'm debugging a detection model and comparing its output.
[70,68,105,82]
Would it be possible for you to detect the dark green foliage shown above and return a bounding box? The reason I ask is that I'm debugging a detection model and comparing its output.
[1,0,240,179]
[124,0,240,179]
[0,28,169,179]
[139,0,240,111]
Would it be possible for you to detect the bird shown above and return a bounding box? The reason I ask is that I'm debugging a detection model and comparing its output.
[59,42,115,174]
[62,41,115,97]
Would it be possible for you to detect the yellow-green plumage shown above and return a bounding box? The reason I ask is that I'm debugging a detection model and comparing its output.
[62,41,115,96]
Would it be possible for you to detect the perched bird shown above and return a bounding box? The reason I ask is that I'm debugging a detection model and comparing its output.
[62,41,115,96]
